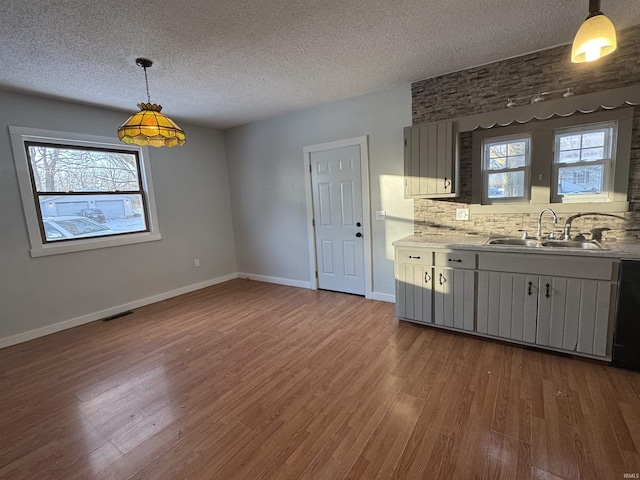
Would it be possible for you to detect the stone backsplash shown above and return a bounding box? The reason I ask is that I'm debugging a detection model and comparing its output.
[411,24,640,243]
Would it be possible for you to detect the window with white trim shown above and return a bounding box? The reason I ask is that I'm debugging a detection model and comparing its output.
[10,127,161,257]
[481,135,531,203]
[552,121,616,203]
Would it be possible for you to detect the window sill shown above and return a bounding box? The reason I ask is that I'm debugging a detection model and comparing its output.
[30,232,162,258]
[468,201,629,215]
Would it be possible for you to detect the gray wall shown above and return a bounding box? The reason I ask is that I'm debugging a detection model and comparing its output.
[224,84,414,298]
[0,89,237,342]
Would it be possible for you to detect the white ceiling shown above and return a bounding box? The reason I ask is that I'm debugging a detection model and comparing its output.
[1,1,639,129]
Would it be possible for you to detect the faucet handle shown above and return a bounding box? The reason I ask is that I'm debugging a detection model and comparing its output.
[518,229,528,239]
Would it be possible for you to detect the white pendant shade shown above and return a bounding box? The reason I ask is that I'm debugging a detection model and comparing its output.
[571,13,617,63]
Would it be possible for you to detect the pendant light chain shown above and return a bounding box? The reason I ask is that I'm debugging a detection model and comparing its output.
[143,65,151,104]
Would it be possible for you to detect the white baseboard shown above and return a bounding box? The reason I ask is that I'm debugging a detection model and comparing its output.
[370,292,395,303]
[0,273,239,349]
[238,273,311,289]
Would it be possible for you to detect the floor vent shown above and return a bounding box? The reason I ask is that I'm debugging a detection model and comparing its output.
[102,310,133,322]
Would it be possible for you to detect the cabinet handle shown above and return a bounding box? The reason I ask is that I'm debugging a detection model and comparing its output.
[448,258,462,263]
[443,177,451,189]
[424,272,431,283]
[527,281,533,296]
[545,283,551,298]
[408,255,420,259]
[439,273,446,285]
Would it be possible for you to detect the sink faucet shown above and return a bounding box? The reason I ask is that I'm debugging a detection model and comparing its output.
[563,212,628,240]
[537,208,558,238]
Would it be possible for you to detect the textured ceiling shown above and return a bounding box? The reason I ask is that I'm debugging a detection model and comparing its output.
[1,1,640,129]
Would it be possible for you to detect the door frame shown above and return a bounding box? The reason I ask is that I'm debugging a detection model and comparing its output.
[303,136,373,299]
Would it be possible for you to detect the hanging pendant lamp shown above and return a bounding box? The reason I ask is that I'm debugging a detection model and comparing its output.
[571,0,617,63]
[118,58,186,147]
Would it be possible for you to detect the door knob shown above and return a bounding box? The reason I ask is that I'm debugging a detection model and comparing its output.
[355,232,362,237]
[356,222,361,227]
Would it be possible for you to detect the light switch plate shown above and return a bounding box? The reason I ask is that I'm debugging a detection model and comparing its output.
[376,210,386,221]
[456,208,470,221]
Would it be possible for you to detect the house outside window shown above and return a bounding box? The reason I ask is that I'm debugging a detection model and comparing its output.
[10,127,161,257]
[481,135,531,204]
[552,121,616,202]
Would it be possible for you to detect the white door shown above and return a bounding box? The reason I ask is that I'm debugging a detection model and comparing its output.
[310,145,365,295]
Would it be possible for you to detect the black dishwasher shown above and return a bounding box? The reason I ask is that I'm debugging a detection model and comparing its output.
[612,259,640,371]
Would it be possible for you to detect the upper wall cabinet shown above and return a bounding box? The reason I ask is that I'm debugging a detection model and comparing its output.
[404,121,458,198]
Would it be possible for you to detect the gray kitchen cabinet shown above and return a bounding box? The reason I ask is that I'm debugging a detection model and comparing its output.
[395,248,434,324]
[404,121,457,198]
[433,251,476,331]
[477,252,615,357]
[476,272,537,343]
[534,276,611,356]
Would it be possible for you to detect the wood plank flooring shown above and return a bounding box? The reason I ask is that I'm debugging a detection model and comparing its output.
[1,279,639,479]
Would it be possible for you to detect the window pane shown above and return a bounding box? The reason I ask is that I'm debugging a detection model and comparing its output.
[489,157,506,169]
[487,171,525,198]
[507,142,526,156]
[28,144,140,192]
[507,155,526,168]
[557,165,603,195]
[581,131,605,148]
[580,147,605,161]
[39,193,147,241]
[559,134,582,150]
[558,150,581,163]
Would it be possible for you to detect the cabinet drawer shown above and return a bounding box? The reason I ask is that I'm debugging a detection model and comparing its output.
[478,252,614,280]
[395,248,434,266]
[434,251,476,269]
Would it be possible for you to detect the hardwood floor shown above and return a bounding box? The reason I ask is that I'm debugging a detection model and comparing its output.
[1,279,639,479]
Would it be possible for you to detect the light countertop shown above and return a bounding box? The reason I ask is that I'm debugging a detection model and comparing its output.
[393,234,640,260]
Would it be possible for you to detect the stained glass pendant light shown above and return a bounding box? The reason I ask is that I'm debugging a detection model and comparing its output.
[118,58,186,147]
[571,0,617,63]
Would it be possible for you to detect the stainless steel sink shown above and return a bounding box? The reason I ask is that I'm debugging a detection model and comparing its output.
[486,237,605,250]
[541,239,604,250]
[487,238,539,247]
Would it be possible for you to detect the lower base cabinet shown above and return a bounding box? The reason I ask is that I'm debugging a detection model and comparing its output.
[434,267,475,331]
[395,246,617,360]
[395,263,433,324]
[476,272,611,356]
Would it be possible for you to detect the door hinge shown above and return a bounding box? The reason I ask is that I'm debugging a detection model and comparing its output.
[309,164,312,172]
[312,219,315,227]
[404,138,407,147]
[315,271,318,278]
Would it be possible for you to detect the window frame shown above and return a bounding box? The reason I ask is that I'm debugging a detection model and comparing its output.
[481,133,532,204]
[10,126,161,257]
[551,121,617,203]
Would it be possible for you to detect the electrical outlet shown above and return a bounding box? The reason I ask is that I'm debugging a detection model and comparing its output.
[456,208,470,221]
[194,259,200,268]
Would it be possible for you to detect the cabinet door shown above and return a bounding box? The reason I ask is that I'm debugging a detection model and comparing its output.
[404,121,455,198]
[434,267,475,331]
[477,272,537,342]
[396,263,433,324]
[536,277,611,355]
